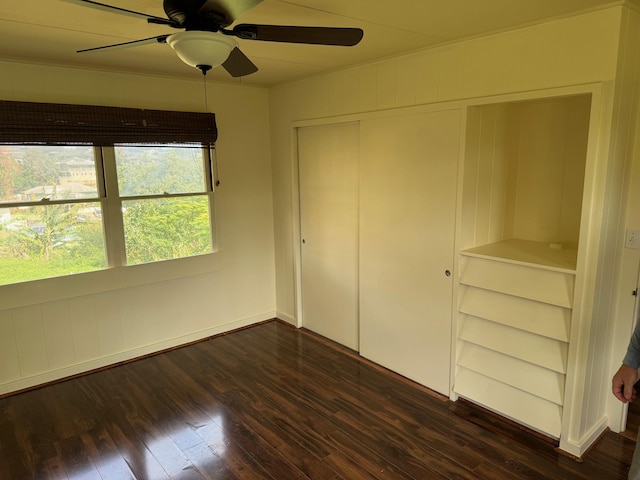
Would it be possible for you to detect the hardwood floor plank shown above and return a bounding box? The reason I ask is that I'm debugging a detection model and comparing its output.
[0,320,635,479]
[41,455,69,480]
[55,435,103,480]
[0,451,33,480]
[181,440,238,480]
[107,423,172,480]
[81,430,136,480]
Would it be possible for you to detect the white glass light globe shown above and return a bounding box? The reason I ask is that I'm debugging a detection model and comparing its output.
[167,31,235,70]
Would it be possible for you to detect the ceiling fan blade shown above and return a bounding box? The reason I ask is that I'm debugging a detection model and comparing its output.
[61,0,177,27]
[222,47,258,77]
[231,24,364,46]
[198,0,263,27]
[78,35,169,53]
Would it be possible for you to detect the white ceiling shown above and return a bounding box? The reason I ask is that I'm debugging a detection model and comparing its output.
[0,0,635,86]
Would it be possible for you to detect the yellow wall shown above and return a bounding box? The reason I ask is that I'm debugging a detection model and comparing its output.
[0,60,276,394]
[269,7,630,456]
[270,7,622,324]
[505,96,591,245]
[462,96,591,250]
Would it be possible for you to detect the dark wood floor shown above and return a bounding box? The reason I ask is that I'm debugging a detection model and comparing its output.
[0,319,636,479]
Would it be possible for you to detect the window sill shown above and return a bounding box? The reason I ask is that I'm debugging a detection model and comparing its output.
[0,249,226,311]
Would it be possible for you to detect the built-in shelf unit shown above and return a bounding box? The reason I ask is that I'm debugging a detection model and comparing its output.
[454,94,591,438]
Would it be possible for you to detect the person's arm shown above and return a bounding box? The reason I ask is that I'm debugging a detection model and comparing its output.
[613,319,640,403]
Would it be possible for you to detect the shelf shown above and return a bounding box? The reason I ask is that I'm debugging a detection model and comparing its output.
[457,343,565,404]
[455,368,563,438]
[459,255,575,308]
[459,286,571,341]
[458,315,568,373]
[460,239,578,272]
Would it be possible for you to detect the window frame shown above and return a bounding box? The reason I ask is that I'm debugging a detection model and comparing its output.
[0,145,107,282]
[0,144,218,287]
[101,144,217,268]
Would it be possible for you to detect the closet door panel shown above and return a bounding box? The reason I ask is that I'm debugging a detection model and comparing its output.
[359,110,460,394]
[298,122,360,350]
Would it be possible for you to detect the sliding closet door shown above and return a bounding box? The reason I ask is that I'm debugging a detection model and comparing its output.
[298,122,359,350]
[359,110,460,395]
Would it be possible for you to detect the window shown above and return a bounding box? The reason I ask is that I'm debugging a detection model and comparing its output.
[0,101,217,286]
[114,145,214,265]
[0,145,106,284]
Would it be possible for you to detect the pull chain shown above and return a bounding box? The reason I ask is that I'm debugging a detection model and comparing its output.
[197,64,212,112]
[197,65,219,188]
[202,71,209,111]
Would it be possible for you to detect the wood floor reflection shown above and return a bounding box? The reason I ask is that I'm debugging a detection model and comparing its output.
[0,320,635,479]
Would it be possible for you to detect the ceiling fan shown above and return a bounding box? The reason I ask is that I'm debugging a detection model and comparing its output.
[64,0,364,77]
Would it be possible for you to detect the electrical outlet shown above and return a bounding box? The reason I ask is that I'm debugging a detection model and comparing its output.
[626,229,640,249]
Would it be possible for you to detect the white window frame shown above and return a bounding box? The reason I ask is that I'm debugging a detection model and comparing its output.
[99,145,217,268]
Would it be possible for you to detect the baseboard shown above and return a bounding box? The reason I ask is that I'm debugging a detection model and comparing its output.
[0,311,275,397]
[276,311,298,326]
[558,416,609,458]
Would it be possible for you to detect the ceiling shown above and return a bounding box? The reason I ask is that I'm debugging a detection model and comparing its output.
[0,0,635,86]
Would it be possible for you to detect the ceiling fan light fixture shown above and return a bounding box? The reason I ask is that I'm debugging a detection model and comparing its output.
[167,31,235,70]
[71,0,364,78]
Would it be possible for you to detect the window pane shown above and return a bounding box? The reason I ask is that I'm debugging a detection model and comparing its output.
[115,145,206,196]
[0,145,98,204]
[123,196,212,265]
[0,203,107,285]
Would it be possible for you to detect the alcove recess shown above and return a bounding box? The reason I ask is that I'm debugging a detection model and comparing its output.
[454,94,591,438]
